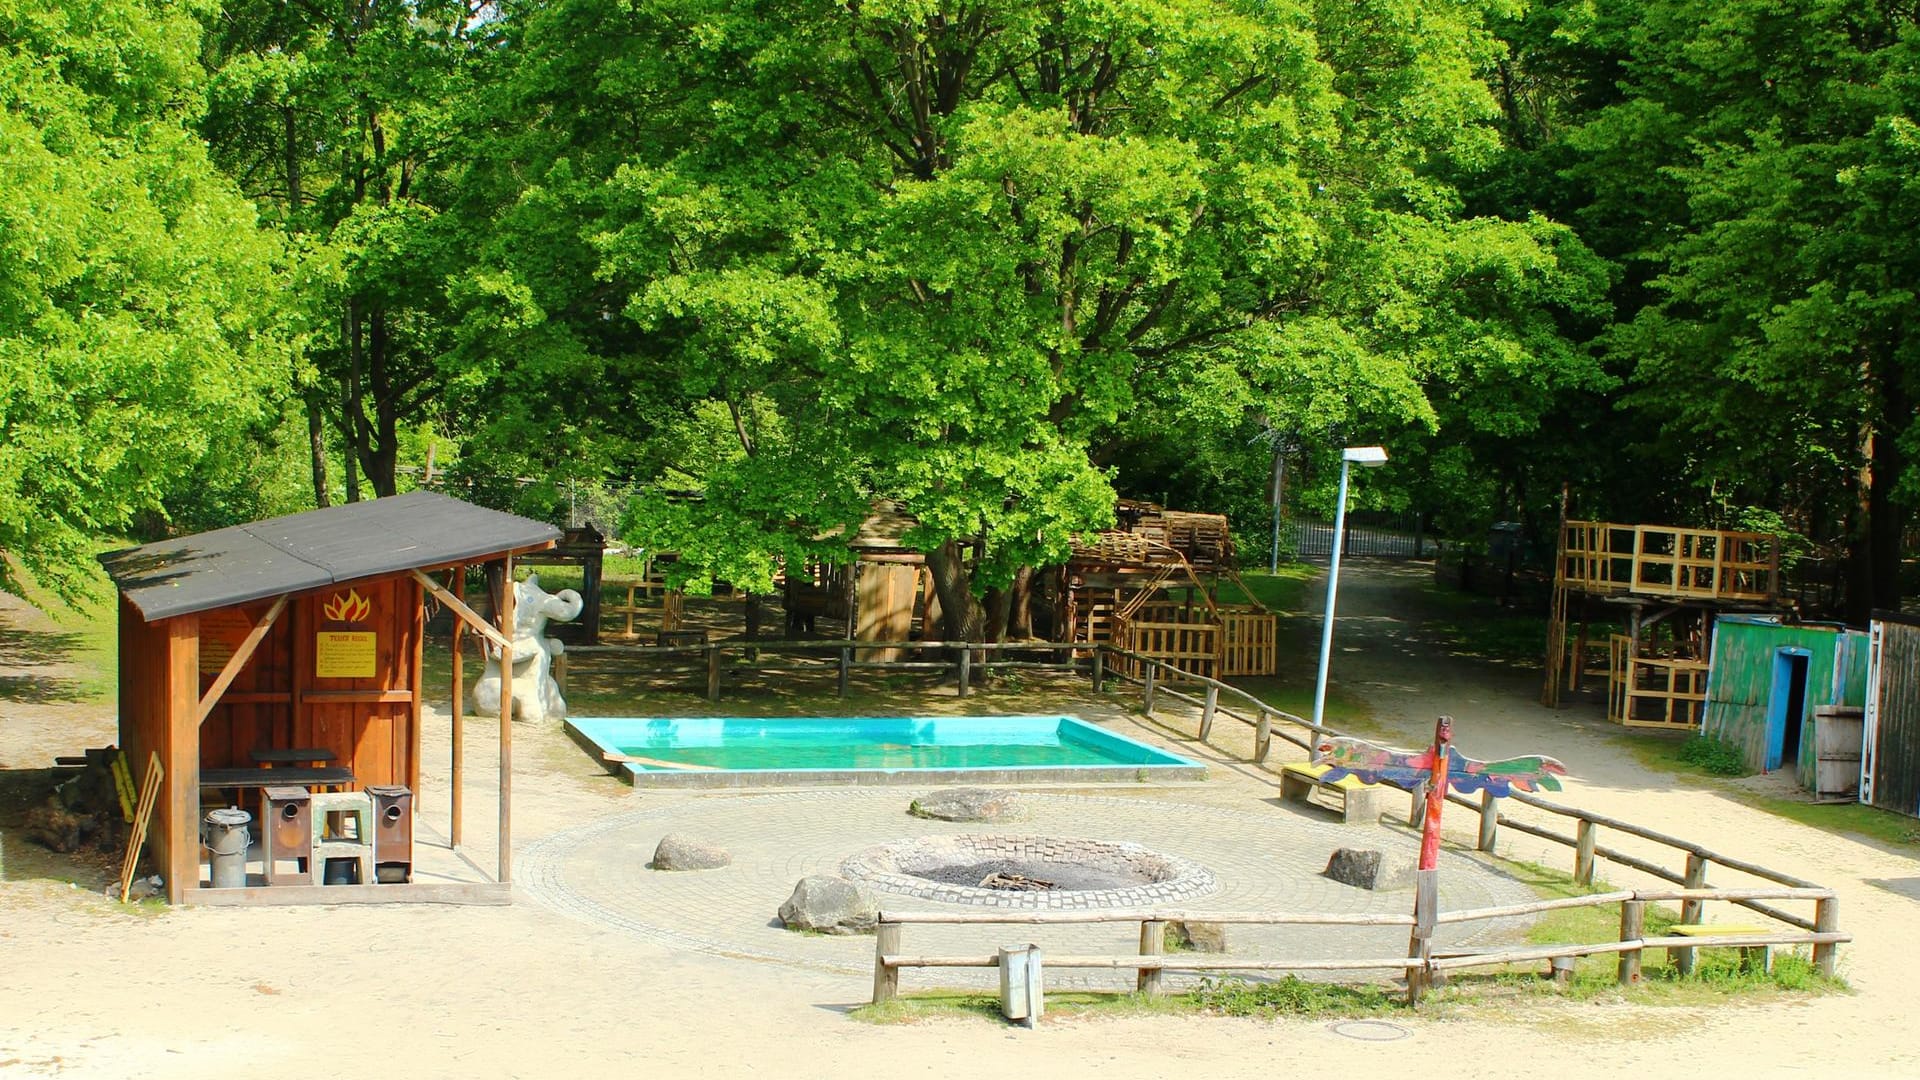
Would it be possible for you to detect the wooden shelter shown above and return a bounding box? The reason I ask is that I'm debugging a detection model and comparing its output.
[99,492,558,905]
[1542,520,1786,729]
[1062,503,1277,680]
[1699,617,1867,787]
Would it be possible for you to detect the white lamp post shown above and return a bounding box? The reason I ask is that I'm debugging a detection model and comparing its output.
[1310,445,1388,732]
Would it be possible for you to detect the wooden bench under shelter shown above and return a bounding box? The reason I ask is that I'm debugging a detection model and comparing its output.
[1278,762,1389,825]
[98,491,561,905]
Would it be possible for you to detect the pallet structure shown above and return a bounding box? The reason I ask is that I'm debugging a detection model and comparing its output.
[1062,504,1278,681]
[1543,520,1786,730]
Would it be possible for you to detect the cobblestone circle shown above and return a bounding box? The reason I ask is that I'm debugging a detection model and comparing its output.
[518,789,1538,990]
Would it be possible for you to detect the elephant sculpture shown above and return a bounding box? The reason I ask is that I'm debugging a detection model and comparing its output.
[473,573,584,723]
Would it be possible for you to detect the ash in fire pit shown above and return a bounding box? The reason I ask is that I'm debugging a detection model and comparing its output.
[842,834,1217,909]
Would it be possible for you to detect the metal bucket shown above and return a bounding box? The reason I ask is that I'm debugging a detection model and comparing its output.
[203,807,252,889]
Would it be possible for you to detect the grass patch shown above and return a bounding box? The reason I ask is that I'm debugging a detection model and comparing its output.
[1676,736,1752,777]
[1189,976,1400,1018]
[1724,795,1920,848]
[1409,580,1550,665]
[1214,565,1318,612]
[2,545,121,705]
[853,990,1183,1025]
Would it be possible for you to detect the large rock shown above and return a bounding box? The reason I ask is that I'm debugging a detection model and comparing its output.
[908,788,1021,823]
[1167,920,1229,953]
[779,875,878,935]
[651,834,731,871]
[1323,848,1416,891]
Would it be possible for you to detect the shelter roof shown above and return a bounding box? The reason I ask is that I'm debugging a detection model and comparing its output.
[99,491,560,622]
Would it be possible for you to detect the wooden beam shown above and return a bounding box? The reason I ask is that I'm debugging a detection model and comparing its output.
[451,565,466,849]
[196,595,289,725]
[498,555,515,884]
[411,568,511,651]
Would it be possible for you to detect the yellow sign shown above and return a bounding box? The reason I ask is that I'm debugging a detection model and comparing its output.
[315,631,377,678]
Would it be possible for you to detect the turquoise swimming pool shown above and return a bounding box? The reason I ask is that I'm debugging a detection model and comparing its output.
[564,715,1206,787]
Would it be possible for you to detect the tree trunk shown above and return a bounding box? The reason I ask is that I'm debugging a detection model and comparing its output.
[343,301,364,503]
[925,540,984,644]
[1845,360,1911,621]
[1008,565,1034,639]
[305,392,330,508]
[365,309,398,497]
[983,585,1011,644]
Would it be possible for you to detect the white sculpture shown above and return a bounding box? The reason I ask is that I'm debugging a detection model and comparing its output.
[473,574,584,723]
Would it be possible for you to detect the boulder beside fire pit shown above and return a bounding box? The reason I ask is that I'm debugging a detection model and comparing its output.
[908,788,1022,823]
[778,875,878,935]
[1322,847,1415,891]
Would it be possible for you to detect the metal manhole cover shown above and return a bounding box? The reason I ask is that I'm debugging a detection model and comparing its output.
[1328,1020,1411,1042]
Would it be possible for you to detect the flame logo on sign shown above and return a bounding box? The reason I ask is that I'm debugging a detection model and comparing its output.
[322,589,372,623]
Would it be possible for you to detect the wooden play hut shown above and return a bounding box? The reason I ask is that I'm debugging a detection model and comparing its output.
[99,492,559,905]
[1543,520,1786,730]
[1062,504,1277,680]
[1699,616,1867,791]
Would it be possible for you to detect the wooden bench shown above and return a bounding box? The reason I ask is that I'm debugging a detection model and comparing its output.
[250,747,337,767]
[201,766,354,792]
[1667,923,1774,974]
[1278,762,1386,825]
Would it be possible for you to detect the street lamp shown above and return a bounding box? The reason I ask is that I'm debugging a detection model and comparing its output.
[1311,445,1389,732]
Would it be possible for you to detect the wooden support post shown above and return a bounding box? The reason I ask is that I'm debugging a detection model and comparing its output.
[1574,819,1596,885]
[451,566,465,849]
[705,645,722,702]
[1409,780,1428,828]
[957,648,971,698]
[1143,664,1157,714]
[1618,900,1645,985]
[1813,897,1839,978]
[837,646,850,698]
[1405,869,1438,1005]
[873,922,902,1004]
[1675,853,1708,976]
[1254,710,1271,763]
[1091,648,1105,693]
[1137,920,1166,995]
[552,651,567,696]
[1477,790,1499,852]
[1199,685,1218,742]
[498,556,515,885]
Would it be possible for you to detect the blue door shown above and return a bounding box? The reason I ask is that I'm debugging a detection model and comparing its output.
[1766,648,1813,772]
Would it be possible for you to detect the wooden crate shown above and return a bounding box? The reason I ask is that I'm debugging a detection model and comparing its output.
[1220,609,1277,677]
[1608,634,1707,729]
[1116,620,1220,682]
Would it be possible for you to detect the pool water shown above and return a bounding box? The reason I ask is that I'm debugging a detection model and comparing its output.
[565,714,1205,786]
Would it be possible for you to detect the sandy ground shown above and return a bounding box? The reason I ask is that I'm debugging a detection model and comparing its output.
[3,568,1919,1079]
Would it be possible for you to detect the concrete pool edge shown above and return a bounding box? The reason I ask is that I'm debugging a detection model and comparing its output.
[562,716,1209,789]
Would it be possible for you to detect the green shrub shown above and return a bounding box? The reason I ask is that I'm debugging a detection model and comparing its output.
[1678,736,1751,777]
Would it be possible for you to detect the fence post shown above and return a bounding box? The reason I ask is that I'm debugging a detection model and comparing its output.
[705,645,722,702]
[1091,648,1105,693]
[1813,897,1839,978]
[957,647,971,698]
[1137,920,1166,996]
[1405,869,1438,1005]
[1574,819,1597,886]
[1199,685,1218,742]
[873,921,901,1004]
[1618,900,1645,985]
[553,651,567,697]
[837,646,850,698]
[1254,710,1271,763]
[1476,791,1498,852]
[1675,853,1708,976]
[1143,664,1157,715]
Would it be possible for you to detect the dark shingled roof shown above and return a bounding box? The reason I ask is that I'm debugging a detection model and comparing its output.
[100,491,561,622]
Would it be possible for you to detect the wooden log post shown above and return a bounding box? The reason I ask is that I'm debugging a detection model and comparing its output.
[451,565,466,850]
[1198,685,1218,742]
[1091,648,1105,693]
[957,647,971,698]
[1675,853,1708,976]
[1813,897,1840,978]
[552,651,567,697]
[873,921,902,1004]
[1618,899,1646,985]
[1405,869,1438,1005]
[1143,663,1157,715]
[1408,780,1428,828]
[1254,710,1272,763]
[1477,790,1499,852]
[705,645,722,702]
[1574,819,1597,886]
[837,646,851,698]
[498,557,515,885]
[1137,920,1166,996]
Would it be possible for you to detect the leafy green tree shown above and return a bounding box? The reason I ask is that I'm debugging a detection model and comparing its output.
[466,0,1606,635]
[0,0,285,596]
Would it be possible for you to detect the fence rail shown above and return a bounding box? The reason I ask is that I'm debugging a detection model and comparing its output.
[872,885,1846,1007]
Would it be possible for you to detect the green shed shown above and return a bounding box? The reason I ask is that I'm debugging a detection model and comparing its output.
[1701,617,1868,786]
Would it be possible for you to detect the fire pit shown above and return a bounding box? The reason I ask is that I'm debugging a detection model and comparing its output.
[841,835,1216,909]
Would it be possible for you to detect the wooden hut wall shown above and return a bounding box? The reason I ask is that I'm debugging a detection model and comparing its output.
[855,563,918,662]
[1864,617,1920,817]
[291,576,422,791]
[1702,621,1867,780]
[116,598,198,902]
[198,599,295,771]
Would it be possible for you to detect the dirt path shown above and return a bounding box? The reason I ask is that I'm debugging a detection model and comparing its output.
[3,568,1918,1078]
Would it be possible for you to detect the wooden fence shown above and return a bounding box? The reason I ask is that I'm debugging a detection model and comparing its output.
[1560,521,1781,602]
[872,884,1844,1008]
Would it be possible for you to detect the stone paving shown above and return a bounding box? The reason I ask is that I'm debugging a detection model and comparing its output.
[518,787,1538,992]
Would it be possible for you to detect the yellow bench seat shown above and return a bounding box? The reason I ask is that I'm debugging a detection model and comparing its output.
[1278,762,1387,824]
